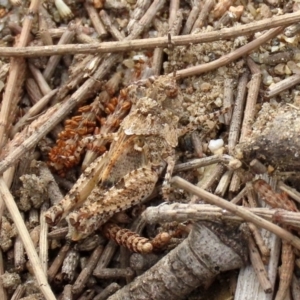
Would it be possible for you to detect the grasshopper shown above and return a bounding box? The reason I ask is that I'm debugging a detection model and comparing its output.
[45,75,227,240]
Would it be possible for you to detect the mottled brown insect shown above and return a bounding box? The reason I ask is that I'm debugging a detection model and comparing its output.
[45,75,227,240]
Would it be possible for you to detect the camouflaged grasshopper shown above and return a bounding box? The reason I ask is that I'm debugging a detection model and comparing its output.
[45,75,227,240]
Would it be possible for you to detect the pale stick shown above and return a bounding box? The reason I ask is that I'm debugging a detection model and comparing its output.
[1,11,300,57]
[143,203,300,228]
[171,176,300,250]
[0,178,56,300]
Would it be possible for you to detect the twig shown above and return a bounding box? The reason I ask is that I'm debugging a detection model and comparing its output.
[43,25,75,81]
[230,186,247,204]
[247,222,271,261]
[72,245,103,295]
[143,203,300,228]
[192,0,215,31]
[1,12,300,57]
[84,2,107,38]
[61,285,72,300]
[39,203,49,275]
[181,1,201,34]
[174,154,235,172]
[240,58,261,142]
[29,64,52,95]
[171,176,300,250]
[215,170,233,196]
[99,10,125,41]
[168,0,180,28]
[14,234,25,272]
[93,240,118,272]
[0,178,56,300]
[47,242,70,282]
[197,163,225,191]
[0,0,41,148]
[95,283,121,300]
[278,181,300,205]
[275,241,294,300]
[152,19,167,75]
[250,159,268,174]
[127,0,151,33]
[108,223,246,300]
[93,268,135,279]
[222,78,235,125]
[246,234,272,293]
[265,74,300,98]
[175,27,283,78]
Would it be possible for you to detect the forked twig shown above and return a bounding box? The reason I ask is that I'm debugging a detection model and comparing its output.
[171,176,300,250]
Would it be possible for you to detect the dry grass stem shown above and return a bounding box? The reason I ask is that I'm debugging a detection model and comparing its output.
[29,64,52,95]
[215,170,233,196]
[192,0,215,31]
[0,178,56,300]
[169,9,183,35]
[171,176,300,250]
[228,72,248,154]
[2,11,300,57]
[265,74,300,98]
[38,7,53,46]
[247,235,273,293]
[198,163,226,191]
[246,182,258,207]
[175,27,284,78]
[0,0,41,148]
[182,1,201,34]
[168,0,180,28]
[143,203,300,228]
[278,181,300,205]
[39,203,49,275]
[84,2,107,38]
[43,26,76,81]
[152,20,166,75]
[230,186,247,204]
[25,78,43,104]
[174,154,234,172]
